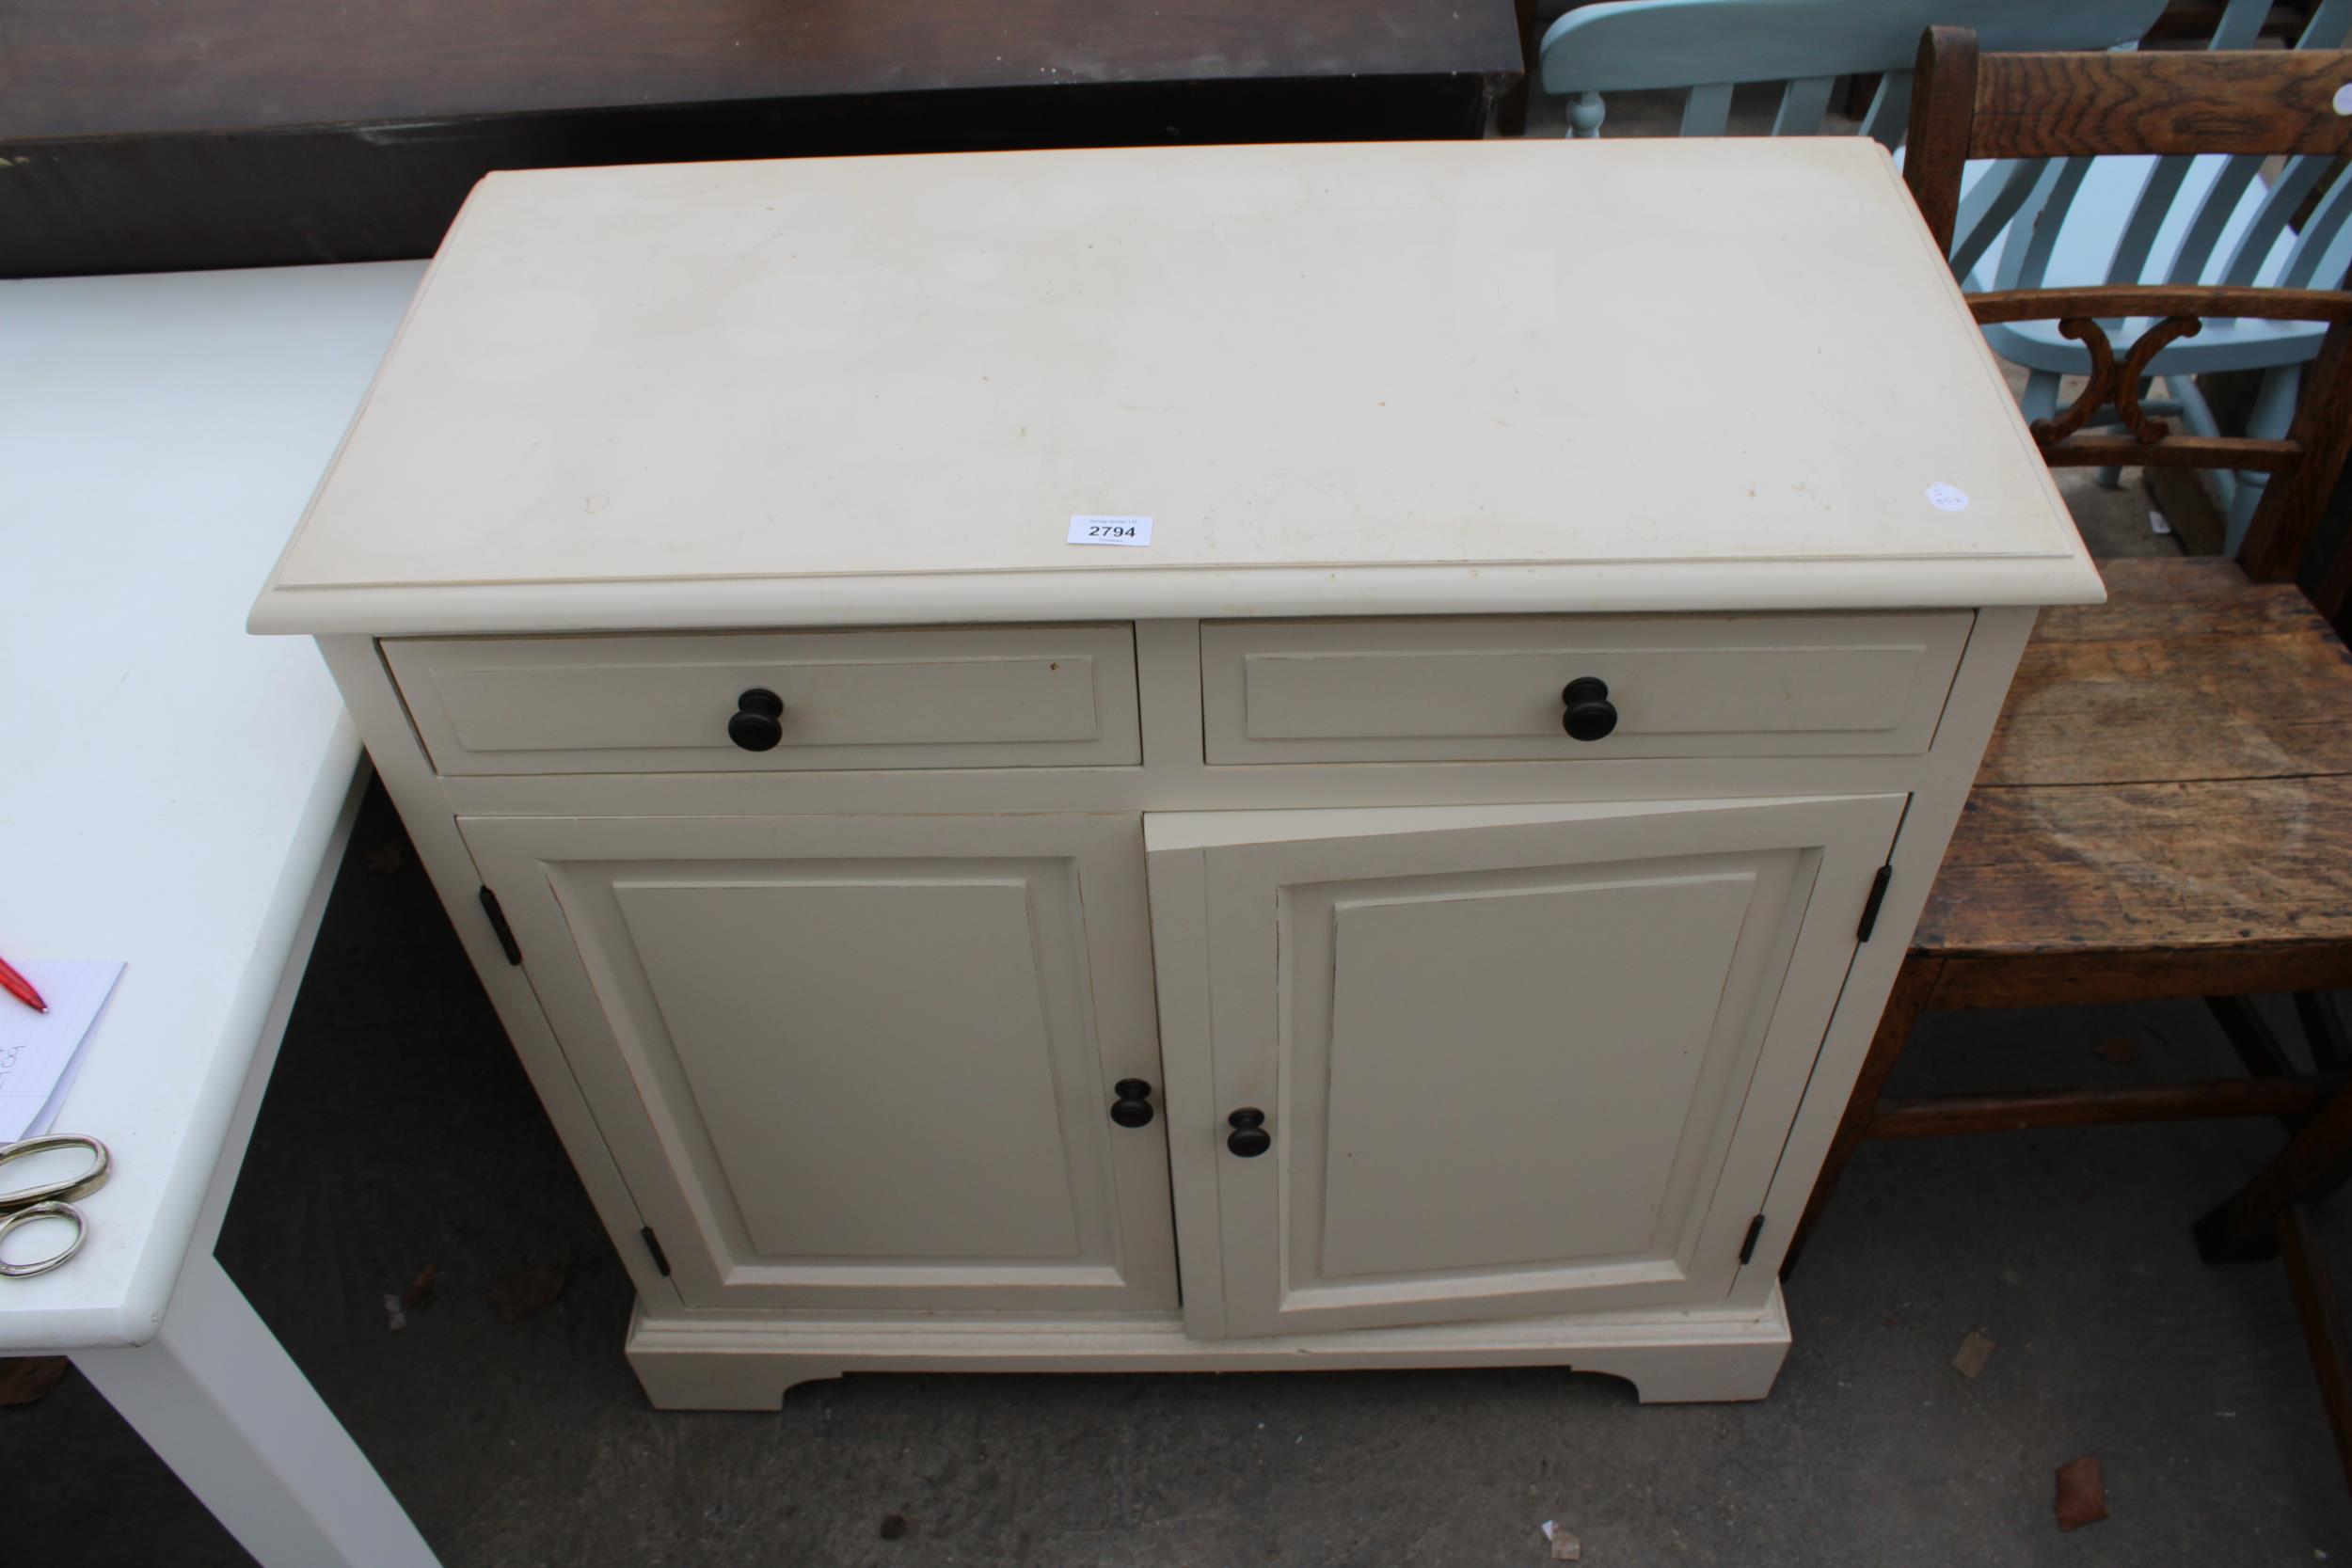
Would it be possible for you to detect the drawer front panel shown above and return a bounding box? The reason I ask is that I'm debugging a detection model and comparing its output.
[1200,613,1972,764]
[387,625,1140,774]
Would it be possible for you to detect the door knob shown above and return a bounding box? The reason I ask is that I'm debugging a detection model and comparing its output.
[1226,1107,1271,1158]
[727,688,785,752]
[1561,676,1617,741]
[1110,1079,1155,1129]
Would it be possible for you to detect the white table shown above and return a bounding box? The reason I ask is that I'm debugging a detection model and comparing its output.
[0,261,439,1568]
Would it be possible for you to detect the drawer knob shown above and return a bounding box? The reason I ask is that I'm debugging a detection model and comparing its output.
[1226,1107,1272,1158]
[1110,1079,1156,1129]
[1561,676,1618,742]
[727,688,785,752]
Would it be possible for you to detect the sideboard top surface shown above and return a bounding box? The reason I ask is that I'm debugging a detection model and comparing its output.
[253,138,2101,636]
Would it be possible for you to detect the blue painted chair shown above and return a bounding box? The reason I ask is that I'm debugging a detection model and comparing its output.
[1539,0,2168,140]
[1540,0,2352,548]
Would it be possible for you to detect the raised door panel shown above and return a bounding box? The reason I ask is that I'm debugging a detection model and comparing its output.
[1313,866,1763,1280]
[1145,794,1903,1340]
[463,813,1176,1312]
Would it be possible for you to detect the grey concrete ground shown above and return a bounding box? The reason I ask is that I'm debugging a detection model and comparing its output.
[7,471,2346,1567]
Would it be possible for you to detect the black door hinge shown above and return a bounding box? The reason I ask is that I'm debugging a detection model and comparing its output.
[1739,1213,1766,1266]
[641,1227,673,1277]
[1855,865,1894,942]
[479,886,522,966]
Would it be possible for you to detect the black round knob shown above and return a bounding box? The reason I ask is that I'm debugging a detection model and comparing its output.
[1226,1107,1271,1158]
[1562,676,1618,742]
[727,689,785,752]
[1110,1078,1155,1129]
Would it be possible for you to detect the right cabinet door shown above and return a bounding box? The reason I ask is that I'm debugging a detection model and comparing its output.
[1145,793,1904,1340]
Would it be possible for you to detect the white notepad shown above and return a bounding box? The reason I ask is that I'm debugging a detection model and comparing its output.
[0,960,125,1142]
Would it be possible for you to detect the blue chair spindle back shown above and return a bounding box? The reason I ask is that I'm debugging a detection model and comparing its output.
[1957,0,2352,289]
[1954,0,2352,542]
[1540,0,2169,141]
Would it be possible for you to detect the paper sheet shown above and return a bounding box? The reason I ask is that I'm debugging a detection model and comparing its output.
[0,960,125,1142]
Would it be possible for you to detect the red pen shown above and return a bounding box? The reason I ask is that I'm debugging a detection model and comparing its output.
[0,954,48,1013]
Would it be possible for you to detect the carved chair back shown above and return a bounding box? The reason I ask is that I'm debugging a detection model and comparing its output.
[1952,1,2352,553]
[1905,25,2352,614]
[1954,0,2352,289]
[1540,0,2166,140]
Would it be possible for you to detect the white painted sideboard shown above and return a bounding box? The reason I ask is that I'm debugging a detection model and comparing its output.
[251,138,2102,1408]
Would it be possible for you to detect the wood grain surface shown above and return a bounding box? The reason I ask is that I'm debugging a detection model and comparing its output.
[0,0,1523,276]
[1913,559,2352,969]
[1902,25,1979,255]
[0,0,1521,138]
[1924,777,2352,952]
[2029,434,2305,471]
[1969,285,2352,325]
[1975,562,2352,785]
[2244,316,2352,586]
[1969,47,2352,159]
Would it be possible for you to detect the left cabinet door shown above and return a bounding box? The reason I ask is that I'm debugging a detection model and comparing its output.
[462,813,1178,1313]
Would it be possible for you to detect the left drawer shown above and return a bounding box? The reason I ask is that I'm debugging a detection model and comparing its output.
[385,626,1141,775]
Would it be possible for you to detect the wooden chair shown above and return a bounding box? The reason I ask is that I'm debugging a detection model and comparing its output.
[1541,0,2352,550]
[1955,0,2352,547]
[1788,24,2352,1481]
[1537,0,2166,140]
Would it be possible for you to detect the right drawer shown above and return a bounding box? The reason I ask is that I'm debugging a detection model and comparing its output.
[1200,612,1973,764]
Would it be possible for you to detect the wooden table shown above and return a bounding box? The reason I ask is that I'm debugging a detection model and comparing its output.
[0,260,438,1567]
[0,0,1526,277]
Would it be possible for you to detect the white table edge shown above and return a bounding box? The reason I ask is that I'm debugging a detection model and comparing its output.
[0,718,367,1352]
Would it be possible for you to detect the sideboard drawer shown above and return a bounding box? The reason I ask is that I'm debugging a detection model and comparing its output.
[1200,613,1973,764]
[387,626,1141,775]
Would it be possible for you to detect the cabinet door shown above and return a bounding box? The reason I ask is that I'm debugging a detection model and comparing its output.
[1146,793,1903,1339]
[463,813,1177,1313]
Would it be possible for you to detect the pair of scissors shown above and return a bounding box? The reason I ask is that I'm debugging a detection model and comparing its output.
[0,1134,110,1278]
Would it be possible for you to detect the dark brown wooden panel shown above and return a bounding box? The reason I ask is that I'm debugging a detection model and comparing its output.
[1874,1076,2351,1136]
[1971,284,2352,325]
[2027,557,2316,639]
[2198,1091,2352,1259]
[2243,316,2352,584]
[1969,48,2352,158]
[1902,25,1978,255]
[1920,776,2352,962]
[1975,559,2352,786]
[0,0,1522,139]
[1928,945,2352,1008]
[0,0,1522,277]
[2036,435,2303,471]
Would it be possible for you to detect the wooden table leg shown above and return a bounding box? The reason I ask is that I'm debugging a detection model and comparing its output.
[2196,1080,2352,1264]
[2280,1202,2352,1498]
[2296,991,2349,1071]
[1499,0,1539,135]
[1782,953,1940,1275]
